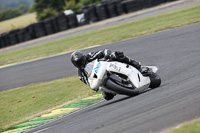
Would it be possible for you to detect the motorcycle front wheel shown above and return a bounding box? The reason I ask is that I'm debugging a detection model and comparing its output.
[104,78,139,96]
[149,73,161,89]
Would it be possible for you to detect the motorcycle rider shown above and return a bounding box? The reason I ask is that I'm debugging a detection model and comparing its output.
[70,49,142,100]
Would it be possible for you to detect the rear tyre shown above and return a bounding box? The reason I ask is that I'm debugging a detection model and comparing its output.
[149,73,161,88]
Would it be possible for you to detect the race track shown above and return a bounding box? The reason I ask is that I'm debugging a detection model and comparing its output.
[24,23,200,133]
[1,0,200,91]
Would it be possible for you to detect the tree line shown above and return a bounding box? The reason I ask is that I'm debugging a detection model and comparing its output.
[0,0,33,22]
[33,0,102,21]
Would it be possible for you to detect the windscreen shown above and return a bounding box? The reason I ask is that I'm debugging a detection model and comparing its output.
[84,61,95,77]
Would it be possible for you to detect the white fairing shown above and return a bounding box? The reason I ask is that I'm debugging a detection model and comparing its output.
[85,59,158,93]
[106,62,150,92]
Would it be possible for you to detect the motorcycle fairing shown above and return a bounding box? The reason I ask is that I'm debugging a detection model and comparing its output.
[107,62,150,92]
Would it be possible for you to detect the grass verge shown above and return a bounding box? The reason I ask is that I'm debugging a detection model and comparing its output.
[0,4,200,67]
[0,13,37,34]
[0,76,93,131]
[163,118,200,133]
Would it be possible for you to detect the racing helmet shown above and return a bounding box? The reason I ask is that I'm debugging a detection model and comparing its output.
[70,51,87,69]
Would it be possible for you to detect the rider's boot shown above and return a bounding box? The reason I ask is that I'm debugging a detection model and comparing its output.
[102,91,115,101]
[140,67,150,76]
[130,59,150,76]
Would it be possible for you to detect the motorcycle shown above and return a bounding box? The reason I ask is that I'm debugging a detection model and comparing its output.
[84,59,161,100]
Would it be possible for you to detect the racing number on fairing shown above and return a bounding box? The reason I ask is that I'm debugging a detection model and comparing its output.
[94,62,101,74]
[109,63,121,72]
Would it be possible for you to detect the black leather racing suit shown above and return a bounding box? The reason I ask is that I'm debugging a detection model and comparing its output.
[78,49,141,88]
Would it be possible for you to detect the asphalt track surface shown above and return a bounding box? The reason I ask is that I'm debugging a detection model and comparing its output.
[1,0,200,91]
[23,23,200,133]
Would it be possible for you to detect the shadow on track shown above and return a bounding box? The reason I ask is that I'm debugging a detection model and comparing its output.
[86,96,132,112]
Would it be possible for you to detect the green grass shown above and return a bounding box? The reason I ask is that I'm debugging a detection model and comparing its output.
[0,13,37,34]
[0,76,93,131]
[163,118,200,133]
[0,4,200,67]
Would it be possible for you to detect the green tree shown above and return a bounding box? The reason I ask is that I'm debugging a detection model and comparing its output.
[33,0,65,20]
[33,0,65,13]
[36,8,57,21]
[64,0,82,11]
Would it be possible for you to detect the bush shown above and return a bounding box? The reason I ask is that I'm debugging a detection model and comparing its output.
[80,0,101,6]
[37,8,57,21]
[0,8,23,22]
[18,4,30,14]
[64,0,82,11]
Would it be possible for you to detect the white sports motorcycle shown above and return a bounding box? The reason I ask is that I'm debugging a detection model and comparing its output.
[85,59,161,100]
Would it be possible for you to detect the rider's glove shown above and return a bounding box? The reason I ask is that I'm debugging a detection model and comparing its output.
[111,51,125,60]
[115,51,125,59]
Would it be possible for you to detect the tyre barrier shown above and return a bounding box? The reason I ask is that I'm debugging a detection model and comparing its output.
[122,0,144,13]
[8,30,19,46]
[34,22,46,38]
[106,0,119,18]
[24,24,36,42]
[0,33,10,48]
[43,18,55,35]
[56,13,70,31]
[88,4,99,22]
[67,13,79,28]
[0,0,178,49]
[17,29,26,43]
[82,9,90,24]
[52,16,60,33]
[96,4,109,21]
[116,0,125,15]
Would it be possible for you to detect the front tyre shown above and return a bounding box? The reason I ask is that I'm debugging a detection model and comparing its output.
[149,73,161,89]
[104,78,139,96]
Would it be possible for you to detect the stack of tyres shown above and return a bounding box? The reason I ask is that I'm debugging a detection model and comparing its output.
[56,13,70,31]
[0,33,10,48]
[106,0,119,18]
[17,29,26,43]
[43,18,55,35]
[96,4,109,20]
[82,6,90,24]
[8,30,19,45]
[143,0,165,8]
[0,35,2,48]
[2,33,11,47]
[122,0,144,13]
[52,16,60,33]
[115,0,125,15]
[75,11,88,26]
[142,0,152,8]
[24,24,36,41]
[0,35,4,48]
[0,35,1,48]
[34,22,46,38]
[88,4,99,22]
[149,0,161,6]
[67,13,79,28]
